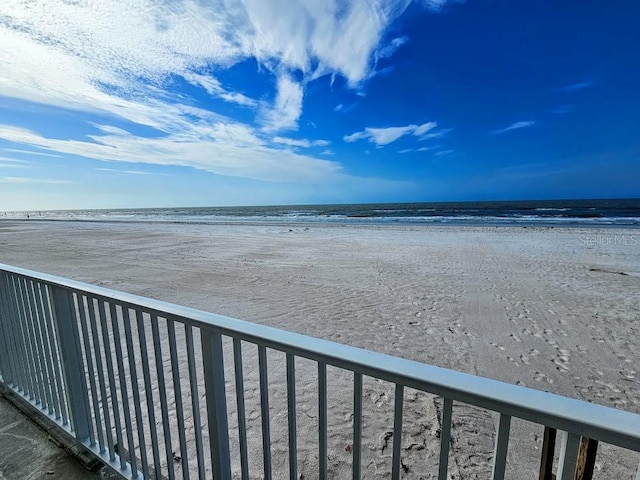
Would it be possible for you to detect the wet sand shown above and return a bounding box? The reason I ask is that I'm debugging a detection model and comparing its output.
[1,221,639,479]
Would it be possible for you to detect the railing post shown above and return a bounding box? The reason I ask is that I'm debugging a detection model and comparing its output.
[201,328,232,480]
[557,431,581,480]
[50,286,92,442]
[0,274,15,385]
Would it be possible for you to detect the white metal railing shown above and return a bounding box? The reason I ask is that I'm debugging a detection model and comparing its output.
[0,262,639,480]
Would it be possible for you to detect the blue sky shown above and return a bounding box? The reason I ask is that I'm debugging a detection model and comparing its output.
[0,0,638,210]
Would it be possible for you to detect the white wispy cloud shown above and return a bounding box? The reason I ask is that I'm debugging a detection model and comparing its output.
[182,73,258,107]
[0,0,419,120]
[1,148,61,158]
[419,128,452,139]
[0,124,346,183]
[0,176,72,184]
[0,162,32,169]
[399,145,441,154]
[434,149,454,156]
[420,0,464,10]
[95,168,170,176]
[344,122,438,146]
[0,0,453,185]
[261,75,305,131]
[492,120,536,135]
[272,137,330,148]
[559,81,594,92]
[0,156,32,164]
[375,36,409,60]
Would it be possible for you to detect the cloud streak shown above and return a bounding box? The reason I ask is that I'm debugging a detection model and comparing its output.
[344,122,438,146]
[0,176,72,184]
[559,82,594,92]
[492,120,536,135]
[272,137,330,148]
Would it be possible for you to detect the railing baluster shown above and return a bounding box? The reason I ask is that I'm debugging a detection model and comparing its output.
[136,310,162,478]
[167,319,189,480]
[233,338,249,480]
[9,276,31,396]
[13,277,37,401]
[5,275,27,392]
[391,384,404,480]
[318,362,327,480]
[110,303,137,475]
[437,398,453,480]
[150,315,175,480]
[123,307,150,479]
[0,277,10,383]
[77,295,104,450]
[0,274,18,387]
[0,276,14,385]
[201,328,231,480]
[286,353,298,480]
[259,345,273,480]
[42,284,68,424]
[187,325,206,480]
[31,280,53,412]
[34,282,58,417]
[50,287,92,442]
[7,277,28,396]
[557,431,581,480]
[19,277,41,402]
[87,296,113,456]
[25,280,49,411]
[352,372,363,480]
[25,278,47,407]
[491,413,512,480]
[98,300,125,464]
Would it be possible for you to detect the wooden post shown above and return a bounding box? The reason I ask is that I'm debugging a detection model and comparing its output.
[539,427,598,480]
[575,437,598,480]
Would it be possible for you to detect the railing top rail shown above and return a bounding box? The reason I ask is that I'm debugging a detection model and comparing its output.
[2,262,640,452]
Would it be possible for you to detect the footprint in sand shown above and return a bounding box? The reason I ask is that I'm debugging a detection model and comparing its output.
[552,357,570,373]
[534,371,554,384]
[620,369,636,380]
[510,333,522,343]
[520,354,530,365]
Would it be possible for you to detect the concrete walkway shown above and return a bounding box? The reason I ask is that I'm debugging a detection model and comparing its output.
[0,394,115,480]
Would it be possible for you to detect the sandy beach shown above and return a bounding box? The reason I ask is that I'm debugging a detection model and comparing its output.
[1,221,639,479]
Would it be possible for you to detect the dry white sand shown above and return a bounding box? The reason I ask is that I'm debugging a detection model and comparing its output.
[1,221,639,479]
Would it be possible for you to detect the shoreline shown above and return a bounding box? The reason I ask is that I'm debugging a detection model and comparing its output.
[2,217,640,230]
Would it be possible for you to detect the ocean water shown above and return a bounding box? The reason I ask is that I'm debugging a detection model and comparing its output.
[4,199,640,227]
